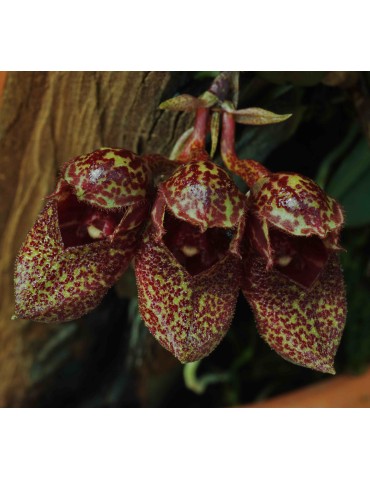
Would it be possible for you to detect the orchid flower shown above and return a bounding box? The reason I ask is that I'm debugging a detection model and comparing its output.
[221,108,346,373]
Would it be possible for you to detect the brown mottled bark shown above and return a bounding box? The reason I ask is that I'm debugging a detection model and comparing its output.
[0,71,192,406]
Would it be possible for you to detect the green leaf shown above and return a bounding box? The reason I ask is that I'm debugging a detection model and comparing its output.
[325,137,370,227]
[326,138,370,198]
[338,168,370,227]
[194,71,220,80]
[183,361,230,395]
[316,125,359,189]
[340,228,370,371]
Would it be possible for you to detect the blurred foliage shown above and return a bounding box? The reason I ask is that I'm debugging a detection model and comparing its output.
[34,72,370,407]
[258,71,326,87]
[338,228,370,373]
[326,137,370,226]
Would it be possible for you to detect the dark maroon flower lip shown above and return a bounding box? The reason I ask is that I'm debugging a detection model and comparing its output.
[267,228,330,289]
[162,213,232,276]
[56,188,124,249]
[246,210,334,290]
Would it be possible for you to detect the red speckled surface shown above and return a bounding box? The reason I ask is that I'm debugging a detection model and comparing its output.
[135,227,242,363]
[161,161,245,231]
[135,163,246,362]
[14,194,149,323]
[250,173,344,238]
[243,253,346,373]
[62,147,151,209]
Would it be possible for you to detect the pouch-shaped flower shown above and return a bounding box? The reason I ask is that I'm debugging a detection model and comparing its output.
[14,148,151,323]
[243,173,346,373]
[135,161,246,362]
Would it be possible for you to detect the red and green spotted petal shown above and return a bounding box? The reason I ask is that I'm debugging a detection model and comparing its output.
[160,161,245,231]
[247,213,273,268]
[242,253,346,374]
[135,227,242,363]
[14,197,147,323]
[62,147,151,209]
[251,173,344,238]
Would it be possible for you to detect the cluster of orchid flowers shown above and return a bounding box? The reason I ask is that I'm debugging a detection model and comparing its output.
[14,73,346,374]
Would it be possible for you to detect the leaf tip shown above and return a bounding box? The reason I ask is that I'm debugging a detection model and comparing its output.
[280,113,293,122]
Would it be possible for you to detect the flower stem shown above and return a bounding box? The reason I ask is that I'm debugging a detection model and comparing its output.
[183,360,231,395]
[177,108,210,161]
[221,111,270,188]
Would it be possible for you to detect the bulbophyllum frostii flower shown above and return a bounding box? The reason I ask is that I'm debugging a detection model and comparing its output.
[14,148,151,323]
[221,107,346,373]
[13,72,347,374]
[135,159,246,363]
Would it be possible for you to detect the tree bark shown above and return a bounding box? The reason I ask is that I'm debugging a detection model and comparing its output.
[0,71,192,406]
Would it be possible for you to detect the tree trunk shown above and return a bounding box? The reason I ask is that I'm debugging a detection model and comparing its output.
[0,72,192,406]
